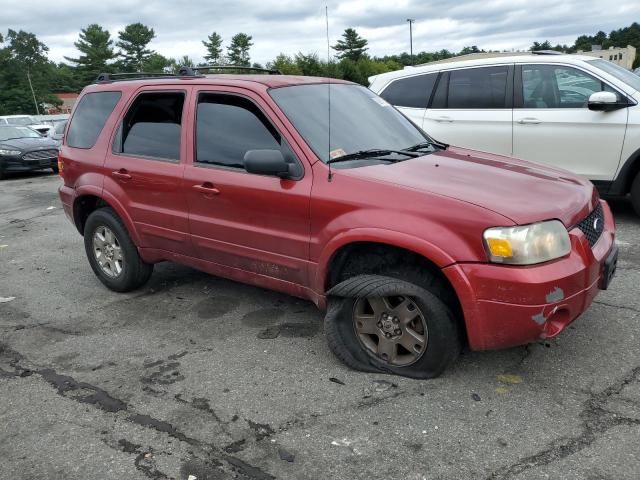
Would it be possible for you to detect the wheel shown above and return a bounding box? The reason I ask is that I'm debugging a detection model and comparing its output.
[84,207,153,292]
[324,275,461,379]
[51,165,59,174]
[631,172,640,217]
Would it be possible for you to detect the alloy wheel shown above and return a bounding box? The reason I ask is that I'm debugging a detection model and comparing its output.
[92,225,123,278]
[352,295,428,366]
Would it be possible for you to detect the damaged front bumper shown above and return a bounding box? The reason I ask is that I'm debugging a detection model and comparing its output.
[444,200,617,351]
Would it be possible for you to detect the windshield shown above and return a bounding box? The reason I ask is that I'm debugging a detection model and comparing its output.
[5,116,34,126]
[269,84,427,163]
[587,59,640,92]
[0,126,41,141]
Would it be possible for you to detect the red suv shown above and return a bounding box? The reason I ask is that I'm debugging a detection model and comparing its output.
[58,68,618,378]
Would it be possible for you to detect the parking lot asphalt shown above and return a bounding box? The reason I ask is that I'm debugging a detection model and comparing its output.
[1,172,639,480]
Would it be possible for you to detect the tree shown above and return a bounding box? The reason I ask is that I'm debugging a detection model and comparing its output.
[116,23,156,71]
[332,28,368,61]
[0,30,61,114]
[65,24,115,82]
[203,31,223,63]
[530,40,552,51]
[227,33,253,66]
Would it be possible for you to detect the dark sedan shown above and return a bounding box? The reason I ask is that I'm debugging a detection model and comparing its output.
[0,126,59,179]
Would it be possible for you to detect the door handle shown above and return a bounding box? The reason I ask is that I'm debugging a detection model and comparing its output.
[192,182,220,196]
[111,169,132,180]
[434,115,453,122]
[517,118,541,124]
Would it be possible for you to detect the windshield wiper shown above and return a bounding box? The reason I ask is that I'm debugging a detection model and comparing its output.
[403,140,448,153]
[326,148,419,165]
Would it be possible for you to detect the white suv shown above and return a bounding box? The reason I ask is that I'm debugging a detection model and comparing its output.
[369,54,640,215]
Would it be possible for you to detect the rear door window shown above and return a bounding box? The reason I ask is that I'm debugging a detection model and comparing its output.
[67,92,121,148]
[447,66,509,108]
[379,73,438,108]
[115,91,184,161]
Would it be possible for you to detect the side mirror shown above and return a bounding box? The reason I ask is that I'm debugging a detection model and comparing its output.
[244,149,291,178]
[588,91,624,111]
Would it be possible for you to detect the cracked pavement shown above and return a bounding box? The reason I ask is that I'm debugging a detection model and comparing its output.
[1,173,639,479]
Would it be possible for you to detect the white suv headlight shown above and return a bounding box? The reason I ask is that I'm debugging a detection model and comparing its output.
[483,220,571,265]
[0,149,21,156]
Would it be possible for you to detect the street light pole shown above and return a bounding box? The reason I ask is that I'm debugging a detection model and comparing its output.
[406,18,415,65]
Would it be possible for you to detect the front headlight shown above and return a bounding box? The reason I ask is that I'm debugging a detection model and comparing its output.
[483,220,571,265]
[0,149,21,156]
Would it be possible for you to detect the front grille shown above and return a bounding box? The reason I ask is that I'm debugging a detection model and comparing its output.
[22,149,57,161]
[576,203,604,247]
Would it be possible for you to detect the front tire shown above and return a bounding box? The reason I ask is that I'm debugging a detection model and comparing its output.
[324,275,460,379]
[84,207,153,292]
[631,172,640,217]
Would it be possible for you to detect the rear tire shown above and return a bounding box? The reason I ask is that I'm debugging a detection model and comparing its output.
[631,172,640,217]
[324,275,460,379]
[84,207,153,292]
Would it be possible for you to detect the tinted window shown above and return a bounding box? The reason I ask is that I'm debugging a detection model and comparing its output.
[67,92,121,148]
[196,94,281,168]
[447,66,508,108]
[521,65,618,108]
[379,73,438,108]
[118,92,184,160]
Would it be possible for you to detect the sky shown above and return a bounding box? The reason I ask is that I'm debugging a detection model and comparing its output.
[2,0,640,65]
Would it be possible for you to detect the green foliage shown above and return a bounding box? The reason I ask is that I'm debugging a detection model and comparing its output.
[0,29,62,114]
[227,33,253,66]
[332,28,368,61]
[65,24,115,83]
[116,23,156,72]
[203,32,223,63]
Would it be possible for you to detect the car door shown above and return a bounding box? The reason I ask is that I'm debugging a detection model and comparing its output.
[377,72,438,127]
[423,65,514,155]
[513,63,628,181]
[183,88,312,286]
[103,86,192,255]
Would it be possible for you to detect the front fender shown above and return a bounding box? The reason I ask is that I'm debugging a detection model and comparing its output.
[313,227,457,293]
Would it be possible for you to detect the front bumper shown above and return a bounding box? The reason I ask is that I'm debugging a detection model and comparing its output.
[0,154,57,173]
[444,200,617,351]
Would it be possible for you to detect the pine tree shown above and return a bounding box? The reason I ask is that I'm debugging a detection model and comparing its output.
[332,28,368,61]
[203,32,223,64]
[116,23,156,72]
[65,24,115,82]
[227,33,253,66]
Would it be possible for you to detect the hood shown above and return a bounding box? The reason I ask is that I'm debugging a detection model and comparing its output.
[0,136,58,151]
[349,146,596,227]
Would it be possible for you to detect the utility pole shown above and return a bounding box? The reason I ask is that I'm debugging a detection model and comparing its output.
[26,70,40,115]
[407,18,415,65]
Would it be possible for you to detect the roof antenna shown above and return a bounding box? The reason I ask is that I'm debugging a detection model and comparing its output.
[326,5,333,182]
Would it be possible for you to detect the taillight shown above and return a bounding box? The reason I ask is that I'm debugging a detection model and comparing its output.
[57,151,64,177]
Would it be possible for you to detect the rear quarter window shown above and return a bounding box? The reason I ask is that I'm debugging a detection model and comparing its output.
[67,91,121,149]
[379,73,438,108]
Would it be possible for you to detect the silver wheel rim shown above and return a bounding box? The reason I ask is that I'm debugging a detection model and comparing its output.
[93,226,123,278]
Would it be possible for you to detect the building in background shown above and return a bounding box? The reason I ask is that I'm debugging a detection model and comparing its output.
[49,93,79,114]
[577,45,636,70]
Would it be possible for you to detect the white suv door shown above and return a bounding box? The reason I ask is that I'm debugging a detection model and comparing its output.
[513,63,628,181]
[423,65,513,155]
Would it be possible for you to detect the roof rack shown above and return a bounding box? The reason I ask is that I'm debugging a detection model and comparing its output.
[178,65,282,75]
[95,65,282,84]
[531,50,563,55]
[94,72,190,83]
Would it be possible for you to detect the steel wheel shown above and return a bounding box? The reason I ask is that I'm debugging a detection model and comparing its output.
[92,225,123,278]
[352,295,428,366]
